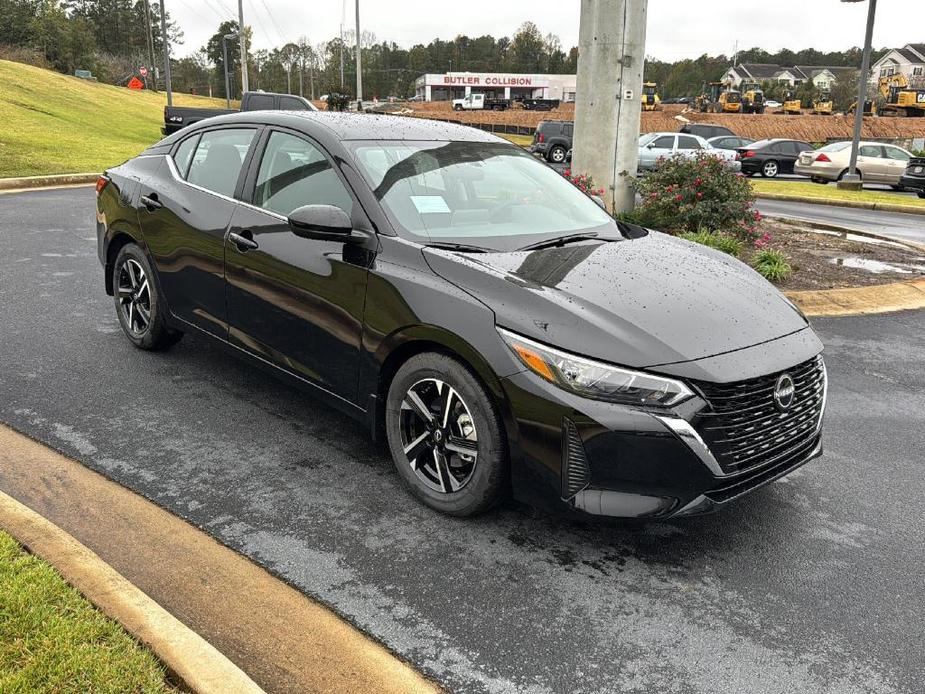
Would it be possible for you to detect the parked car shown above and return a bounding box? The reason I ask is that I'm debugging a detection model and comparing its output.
[764,100,782,109]
[95,112,826,519]
[794,141,914,188]
[736,139,814,178]
[452,93,510,111]
[679,123,735,140]
[900,156,925,198]
[530,120,573,163]
[163,91,317,135]
[519,98,561,111]
[708,135,756,151]
[638,132,740,172]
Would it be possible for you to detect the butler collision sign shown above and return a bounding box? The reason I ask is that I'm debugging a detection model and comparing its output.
[414,72,576,101]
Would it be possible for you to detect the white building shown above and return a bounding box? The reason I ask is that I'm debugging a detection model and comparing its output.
[414,72,577,102]
[724,63,854,89]
[870,44,925,85]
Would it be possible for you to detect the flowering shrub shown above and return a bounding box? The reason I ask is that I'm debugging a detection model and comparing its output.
[634,153,762,245]
[561,168,605,198]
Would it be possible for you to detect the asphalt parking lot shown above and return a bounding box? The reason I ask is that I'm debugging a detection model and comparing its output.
[1,187,924,694]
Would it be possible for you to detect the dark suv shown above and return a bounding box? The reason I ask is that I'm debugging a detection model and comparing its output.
[530,120,573,163]
[900,157,925,198]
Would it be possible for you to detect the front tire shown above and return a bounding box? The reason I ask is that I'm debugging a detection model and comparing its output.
[112,243,182,350]
[385,352,507,517]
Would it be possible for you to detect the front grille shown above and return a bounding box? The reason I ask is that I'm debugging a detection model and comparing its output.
[693,355,826,475]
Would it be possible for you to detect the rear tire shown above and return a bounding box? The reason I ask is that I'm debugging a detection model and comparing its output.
[112,243,182,351]
[548,145,567,164]
[385,352,508,517]
[761,160,780,178]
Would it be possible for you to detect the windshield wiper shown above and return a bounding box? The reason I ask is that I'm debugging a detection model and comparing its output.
[516,232,600,252]
[424,241,490,253]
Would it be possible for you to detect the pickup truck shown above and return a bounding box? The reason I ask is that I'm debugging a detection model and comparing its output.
[163,91,317,135]
[452,94,510,111]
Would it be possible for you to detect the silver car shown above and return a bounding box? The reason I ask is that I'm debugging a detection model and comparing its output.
[638,132,741,172]
[794,141,914,188]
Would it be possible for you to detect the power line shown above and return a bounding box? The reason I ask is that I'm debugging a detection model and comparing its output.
[260,0,288,46]
[246,0,274,47]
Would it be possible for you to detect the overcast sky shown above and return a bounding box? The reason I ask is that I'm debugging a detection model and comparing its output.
[172,0,924,61]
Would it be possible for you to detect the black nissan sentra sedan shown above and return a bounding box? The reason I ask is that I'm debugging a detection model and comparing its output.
[95,111,827,519]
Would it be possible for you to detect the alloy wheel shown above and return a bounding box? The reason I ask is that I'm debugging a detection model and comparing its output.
[551,147,566,163]
[763,161,779,177]
[116,258,151,336]
[398,378,479,494]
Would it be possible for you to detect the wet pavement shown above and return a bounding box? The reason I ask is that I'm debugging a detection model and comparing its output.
[1,187,923,693]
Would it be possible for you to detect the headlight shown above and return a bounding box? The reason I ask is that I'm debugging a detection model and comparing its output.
[498,328,694,407]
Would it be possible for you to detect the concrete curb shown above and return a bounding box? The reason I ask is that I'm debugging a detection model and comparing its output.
[771,216,925,253]
[0,490,265,694]
[757,192,925,216]
[0,173,99,192]
[785,278,925,317]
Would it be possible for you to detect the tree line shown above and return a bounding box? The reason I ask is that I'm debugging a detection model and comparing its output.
[1,0,885,102]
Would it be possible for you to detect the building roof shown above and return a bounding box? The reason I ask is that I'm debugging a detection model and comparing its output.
[908,44,925,60]
[736,63,783,81]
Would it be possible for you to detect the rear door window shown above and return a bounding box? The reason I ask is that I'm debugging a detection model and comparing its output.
[860,145,883,158]
[678,136,702,150]
[652,136,676,149]
[172,134,200,179]
[247,93,275,110]
[187,128,257,197]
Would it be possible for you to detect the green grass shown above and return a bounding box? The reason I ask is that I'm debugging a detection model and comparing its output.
[750,248,793,283]
[678,230,744,257]
[497,133,534,147]
[0,530,175,693]
[0,59,233,177]
[750,179,925,210]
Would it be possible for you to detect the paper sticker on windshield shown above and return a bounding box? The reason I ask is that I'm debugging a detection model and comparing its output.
[411,195,451,214]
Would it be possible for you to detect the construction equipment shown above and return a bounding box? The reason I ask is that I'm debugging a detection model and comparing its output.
[812,91,833,116]
[696,81,742,113]
[877,74,925,117]
[641,82,661,111]
[740,81,766,114]
[847,99,877,116]
[775,90,802,115]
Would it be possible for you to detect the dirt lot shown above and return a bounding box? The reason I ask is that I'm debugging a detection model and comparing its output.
[400,101,925,142]
[750,220,925,291]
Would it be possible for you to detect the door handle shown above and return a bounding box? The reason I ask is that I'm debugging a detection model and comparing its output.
[229,231,259,252]
[140,193,162,211]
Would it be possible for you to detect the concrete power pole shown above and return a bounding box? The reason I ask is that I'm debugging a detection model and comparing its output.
[238,0,248,93]
[572,0,649,214]
[142,0,157,91]
[355,0,363,109]
[160,0,173,106]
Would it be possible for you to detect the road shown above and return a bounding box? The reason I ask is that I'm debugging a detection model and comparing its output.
[2,187,924,694]
[756,198,925,245]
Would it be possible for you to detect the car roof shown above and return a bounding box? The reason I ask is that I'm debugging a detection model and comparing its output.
[161,111,504,145]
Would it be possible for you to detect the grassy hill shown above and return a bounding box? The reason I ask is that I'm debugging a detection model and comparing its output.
[0,60,234,178]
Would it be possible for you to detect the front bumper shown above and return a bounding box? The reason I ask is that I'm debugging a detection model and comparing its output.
[900,174,925,192]
[500,337,826,520]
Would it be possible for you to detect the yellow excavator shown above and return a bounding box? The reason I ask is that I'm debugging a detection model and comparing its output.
[696,82,742,113]
[847,99,877,116]
[878,74,925,117]
[775,90,802,115]
[641,82,661,111]
[812,90,833,115]
[740,81,766,114]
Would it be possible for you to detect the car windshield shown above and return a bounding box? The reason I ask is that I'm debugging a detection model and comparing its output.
[348,140,619,249]
[818,142,852,153]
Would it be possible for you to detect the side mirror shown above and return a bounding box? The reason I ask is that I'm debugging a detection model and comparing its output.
[591,195,606,210]
[288,204,357,243]
[646,143,656,149]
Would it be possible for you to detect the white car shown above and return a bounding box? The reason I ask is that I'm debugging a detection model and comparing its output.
[638,132,741,172]
[765,99,782,108]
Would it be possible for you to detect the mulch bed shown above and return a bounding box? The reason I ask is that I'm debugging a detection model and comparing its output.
[743,220,925,291]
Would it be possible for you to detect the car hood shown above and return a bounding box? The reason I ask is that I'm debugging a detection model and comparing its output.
[424,231,809,369]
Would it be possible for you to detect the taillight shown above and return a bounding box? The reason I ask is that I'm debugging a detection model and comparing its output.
[815,153,831,163]
[538,133,545,143]
[744,150,756,159]
[96,176,110,196]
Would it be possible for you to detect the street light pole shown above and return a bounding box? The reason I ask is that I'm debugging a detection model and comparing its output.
[222,35,234,109]
[160,0,172,106]
[237,0,248,94]
[355,0,363,110]
[839,0,877,191]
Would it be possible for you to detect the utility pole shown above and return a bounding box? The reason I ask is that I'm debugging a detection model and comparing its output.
[572,0,648,214]
[839,0,877,191]
[340,0,346,87]
[238,0,248,93]
[160,0,173,106]
[355,0,363,109]
[143,0,157,91]
[222,35,233,108]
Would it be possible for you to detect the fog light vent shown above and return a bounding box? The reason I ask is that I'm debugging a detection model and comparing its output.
[562,418,591,499]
